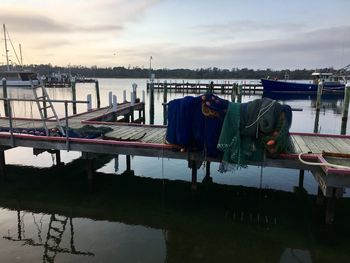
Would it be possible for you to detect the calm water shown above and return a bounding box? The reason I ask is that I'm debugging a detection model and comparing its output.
[0,78,349,262]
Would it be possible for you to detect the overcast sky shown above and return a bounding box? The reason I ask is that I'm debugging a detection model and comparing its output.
[1,0,349,69]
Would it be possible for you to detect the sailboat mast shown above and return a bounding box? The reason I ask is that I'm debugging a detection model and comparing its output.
[3,24,10,71]
[19,43,23,66]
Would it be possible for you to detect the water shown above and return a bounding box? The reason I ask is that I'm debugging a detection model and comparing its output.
[0,78,349,262]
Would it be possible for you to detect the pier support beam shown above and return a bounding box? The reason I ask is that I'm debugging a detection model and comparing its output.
[0,149,6,182]
[298,170,305,188]
[55,150,63,166]
[122,155,134,176]
[189,160,198,191]
[325,192,336,225]
[202,161,213,184]
[82,152,96,191]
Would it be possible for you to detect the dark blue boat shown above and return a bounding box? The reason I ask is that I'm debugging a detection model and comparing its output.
[261,73,345,93]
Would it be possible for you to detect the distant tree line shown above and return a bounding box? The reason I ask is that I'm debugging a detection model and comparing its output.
[0,64,339,80]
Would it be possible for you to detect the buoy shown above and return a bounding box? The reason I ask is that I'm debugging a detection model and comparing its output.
[267,139,275,146]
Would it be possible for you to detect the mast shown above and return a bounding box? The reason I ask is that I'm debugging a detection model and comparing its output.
[3,24,10,71]
[19,43,23,66]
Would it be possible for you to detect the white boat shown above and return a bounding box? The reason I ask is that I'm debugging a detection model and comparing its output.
[1,24,40,87]
[0,70,40,87]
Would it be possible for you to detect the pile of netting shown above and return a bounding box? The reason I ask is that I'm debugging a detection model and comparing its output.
[166,94,293,171]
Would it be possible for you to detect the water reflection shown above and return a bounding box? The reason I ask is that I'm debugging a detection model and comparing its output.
[0,164,350,262]
[3,211,94,262]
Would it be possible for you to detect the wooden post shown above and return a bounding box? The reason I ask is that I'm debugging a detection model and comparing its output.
[298,170,304,188]
[237,84,242,103]
[112,95,117,111]
[2,78,9,117]
[0,149,6,182]
[316,186,324,205]
[123,90,127,103]
[122,155,135,176]
[163,81,168,125]
[313,107,320,133]
[341,83,350,135]
[316,80,323,112]
[95,80,101,108]
[108,91,113,107]
[114,154,119,172]
[190,160,197,191]
[87,94,92,111]
[325,188,337,224]
[72,78,77,114]
[55,150,62,166]
[149,80,155,125]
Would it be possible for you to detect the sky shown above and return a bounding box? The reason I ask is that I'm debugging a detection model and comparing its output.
[0,0,350,70]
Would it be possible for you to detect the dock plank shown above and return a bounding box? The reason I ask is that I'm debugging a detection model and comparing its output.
[292,135,312,153]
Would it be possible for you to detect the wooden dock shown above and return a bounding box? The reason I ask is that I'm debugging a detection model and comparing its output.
[0,101,350,223]
[147,81,263,95]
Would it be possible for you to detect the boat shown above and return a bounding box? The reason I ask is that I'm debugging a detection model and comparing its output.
[261,72,346,93]
[0,70,40,87]
[1,24,40,87]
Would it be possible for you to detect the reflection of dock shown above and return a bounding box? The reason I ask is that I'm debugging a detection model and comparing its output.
[3,211,94,262]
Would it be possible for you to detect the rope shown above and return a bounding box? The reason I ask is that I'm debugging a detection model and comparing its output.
[244,100,276,138]
[298,153,350,170]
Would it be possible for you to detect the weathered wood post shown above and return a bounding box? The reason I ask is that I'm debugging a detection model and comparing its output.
[149,74,155,125]
[55,150,62,166]
[142,90,146,123]
[313,80,323,133]
[71,77,77,114]
[123,90,127,103]
[341,83,350,135]
[113,95,117,111]
[130,92,134,122]
[112,95,117,121]
[2,78,9,117]
[0,148,6,182]
[95,80,101,108]
[114,155,119,172]
[237,83,242,103]
[163,81,168,125]
[298,170,305,188]
[316,80,323,111]
[87,94,92,111]
[108,91,113,107]
[231,83,237,102]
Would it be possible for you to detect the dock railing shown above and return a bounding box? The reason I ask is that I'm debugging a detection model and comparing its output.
[0,97,89,149]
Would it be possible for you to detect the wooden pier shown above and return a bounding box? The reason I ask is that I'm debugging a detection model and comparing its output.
[147,81,263,95]
[1,78,350,224]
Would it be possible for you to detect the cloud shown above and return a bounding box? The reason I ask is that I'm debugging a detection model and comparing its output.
[131,26,350,69]
[192,20,305,37]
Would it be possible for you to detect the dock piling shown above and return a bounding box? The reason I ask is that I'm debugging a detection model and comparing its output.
[112,95,117,112]
[189,160,198,191]
[0,149,6,182]
[95,80,101,108]
[298,170,305,188]
[108,92,113,107]
[341,83,350,135]
[2,78,9,117]
[72,78,77,114]
[316,80,323,112]
[149,78,155,125]
[87,94,92,111]
[123,90,127,103]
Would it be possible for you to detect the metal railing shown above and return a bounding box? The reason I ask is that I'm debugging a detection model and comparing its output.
[0,97,89,149]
